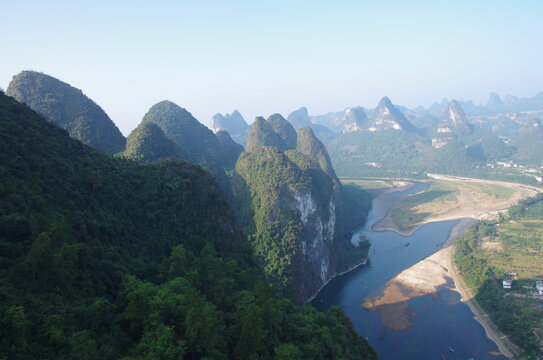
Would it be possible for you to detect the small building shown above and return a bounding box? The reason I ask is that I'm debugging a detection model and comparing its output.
[536,280,543,295]
[503,280,512,289]
[506,272,518,279]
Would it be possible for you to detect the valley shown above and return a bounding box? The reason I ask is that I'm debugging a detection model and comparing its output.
[372,174,540,235]
[2,69,543,359]
[321,177,543,359]
[3,2,543,359]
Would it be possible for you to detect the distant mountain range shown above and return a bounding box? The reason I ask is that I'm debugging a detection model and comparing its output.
[278,92,543,178]
[211,110,250,147]
[308,91,543,138]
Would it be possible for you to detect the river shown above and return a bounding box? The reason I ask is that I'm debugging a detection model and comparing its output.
[312,182,507,360]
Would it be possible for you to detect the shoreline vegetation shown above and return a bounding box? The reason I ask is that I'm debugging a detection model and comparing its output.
[355,175,540,358]
[371,174,540,236]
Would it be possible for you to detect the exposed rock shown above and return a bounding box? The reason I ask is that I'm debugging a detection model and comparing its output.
[432,100,471,148]
[235,146,339,300]
[342,107,368,133]
[369,96,418,132]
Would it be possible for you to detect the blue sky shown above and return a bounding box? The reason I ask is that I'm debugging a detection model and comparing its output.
[1,1,542,135]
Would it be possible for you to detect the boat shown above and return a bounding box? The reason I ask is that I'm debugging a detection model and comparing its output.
[441,354,446,360]
[448,346,454,352]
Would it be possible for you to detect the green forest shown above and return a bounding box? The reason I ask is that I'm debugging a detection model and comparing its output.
[454,195,543,357]
[6,71,126,155]
[0,91,377,359]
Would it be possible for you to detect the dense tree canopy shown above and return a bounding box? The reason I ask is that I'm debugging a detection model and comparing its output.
[0,91,377,359]
[6,71,126,155]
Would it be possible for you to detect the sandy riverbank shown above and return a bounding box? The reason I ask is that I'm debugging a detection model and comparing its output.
[363,246,454,330]
[372,174,540,237]
[364,219,519,358]
[364,172,541,358]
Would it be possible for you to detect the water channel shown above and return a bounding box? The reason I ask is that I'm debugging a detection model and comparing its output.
[312,182,506,360]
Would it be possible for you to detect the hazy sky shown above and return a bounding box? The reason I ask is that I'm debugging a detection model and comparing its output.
[2,1,542,135]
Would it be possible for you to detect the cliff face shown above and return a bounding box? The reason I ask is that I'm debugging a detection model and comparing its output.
[342,107,368,133]
[432,100,471,148]
[369,96,418,133]
[235,123,369,301]
[292,189,336,298]
[235,146,339,301]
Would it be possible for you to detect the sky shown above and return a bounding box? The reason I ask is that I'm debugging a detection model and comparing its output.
[1,0,543,135]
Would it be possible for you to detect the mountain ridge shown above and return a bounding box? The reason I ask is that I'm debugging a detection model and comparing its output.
[0,90,377,360]
[6,70,126,154]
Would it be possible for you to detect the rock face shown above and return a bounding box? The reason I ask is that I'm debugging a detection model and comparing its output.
[369,96,418,132]
[235,145,338,300]
[287,107,312,129]
[291,183,336,299]
[342,107,368,133]
[121,122,185,163]
[6,71,126,154]
[235,122,368,301]
[432,100,471,148]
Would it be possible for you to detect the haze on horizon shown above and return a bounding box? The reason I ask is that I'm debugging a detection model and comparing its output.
[1,0,542,135]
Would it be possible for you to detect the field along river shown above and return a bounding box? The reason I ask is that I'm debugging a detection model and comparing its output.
[312,176,539,359]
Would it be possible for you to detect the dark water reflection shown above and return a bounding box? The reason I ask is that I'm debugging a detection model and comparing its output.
[312,182,506,360]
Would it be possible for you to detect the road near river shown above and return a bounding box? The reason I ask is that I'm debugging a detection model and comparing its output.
[312,176,539,360]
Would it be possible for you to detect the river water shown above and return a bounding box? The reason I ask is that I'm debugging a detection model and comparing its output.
[312,182,506,360]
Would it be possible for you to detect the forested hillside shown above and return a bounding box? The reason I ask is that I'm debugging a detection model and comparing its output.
[120,121,185,163]
[454,195,543,357]
[327,100,518,179]
[234,121,371,301]
[6,71,126,155]
[0,91,377,359]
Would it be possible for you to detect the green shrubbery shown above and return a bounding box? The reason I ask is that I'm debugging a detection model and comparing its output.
[0,93,377,359]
